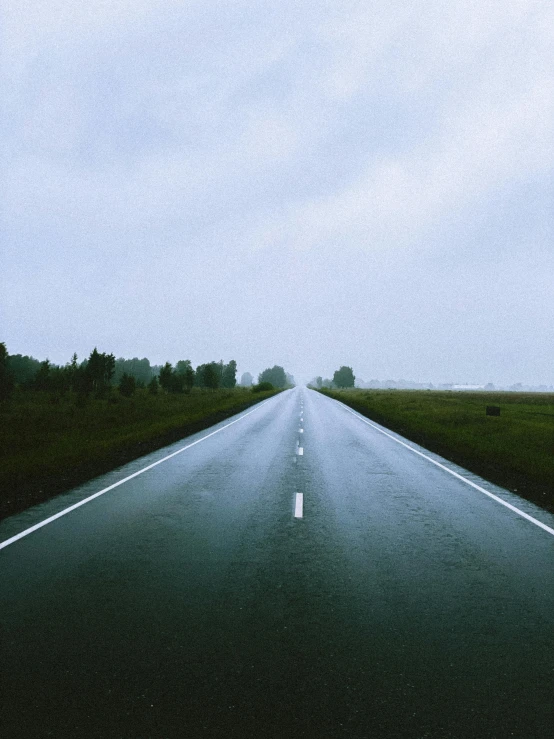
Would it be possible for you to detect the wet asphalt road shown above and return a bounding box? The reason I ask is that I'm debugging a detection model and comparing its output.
[1,388,553,738]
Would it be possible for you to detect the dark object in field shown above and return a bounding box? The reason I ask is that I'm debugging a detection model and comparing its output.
[486,406,501,416]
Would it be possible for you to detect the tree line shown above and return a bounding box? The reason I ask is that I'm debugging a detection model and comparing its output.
[0,344,242,400]
[310,366,355,389]
[257,365,294,389]
[1,343,295,401]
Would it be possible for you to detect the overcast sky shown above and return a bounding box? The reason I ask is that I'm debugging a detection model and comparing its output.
[2,0,552,385]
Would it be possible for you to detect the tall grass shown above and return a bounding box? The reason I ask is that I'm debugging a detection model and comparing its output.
[0,387,279,520]
[319,389,554,512]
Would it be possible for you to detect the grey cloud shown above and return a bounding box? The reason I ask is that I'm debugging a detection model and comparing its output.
[1,0,552,386]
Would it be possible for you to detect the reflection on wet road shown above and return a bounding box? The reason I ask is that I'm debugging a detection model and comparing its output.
[1,388,553,737]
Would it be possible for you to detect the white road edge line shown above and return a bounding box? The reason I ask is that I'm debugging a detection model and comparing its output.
[339,402,554,538]
[0,397,275,551]
[294,493,304,518]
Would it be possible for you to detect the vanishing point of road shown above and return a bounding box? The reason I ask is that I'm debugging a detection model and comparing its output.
[1,388,553,738]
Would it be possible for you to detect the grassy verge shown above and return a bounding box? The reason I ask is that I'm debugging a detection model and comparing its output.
[319,388,554,513]
[0,387,280,521]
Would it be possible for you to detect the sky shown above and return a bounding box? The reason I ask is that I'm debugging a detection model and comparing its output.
[2,0,553,386]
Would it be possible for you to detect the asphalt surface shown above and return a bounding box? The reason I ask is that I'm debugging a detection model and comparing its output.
[1,388,553,738]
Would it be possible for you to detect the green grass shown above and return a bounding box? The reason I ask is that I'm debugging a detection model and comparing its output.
[319,388,554,512]
[0,386,280,520]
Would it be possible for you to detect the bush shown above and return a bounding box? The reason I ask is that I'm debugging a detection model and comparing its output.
[252,381,274,392]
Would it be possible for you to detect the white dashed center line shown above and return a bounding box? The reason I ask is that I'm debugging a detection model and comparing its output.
[297,447,304,456]
[294,493,303,518]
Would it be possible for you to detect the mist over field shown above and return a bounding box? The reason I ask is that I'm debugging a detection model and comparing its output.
[2,1,552,386]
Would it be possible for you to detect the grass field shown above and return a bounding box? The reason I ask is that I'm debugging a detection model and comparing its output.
[0,386,279,521]
[319,388,554,513]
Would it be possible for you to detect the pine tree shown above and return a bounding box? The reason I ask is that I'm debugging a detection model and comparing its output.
[0,343,14,401]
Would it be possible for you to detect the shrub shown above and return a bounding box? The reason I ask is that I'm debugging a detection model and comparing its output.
[252,381,274,392]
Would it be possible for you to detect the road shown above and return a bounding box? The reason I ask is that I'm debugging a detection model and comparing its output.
[1,388,553,738]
